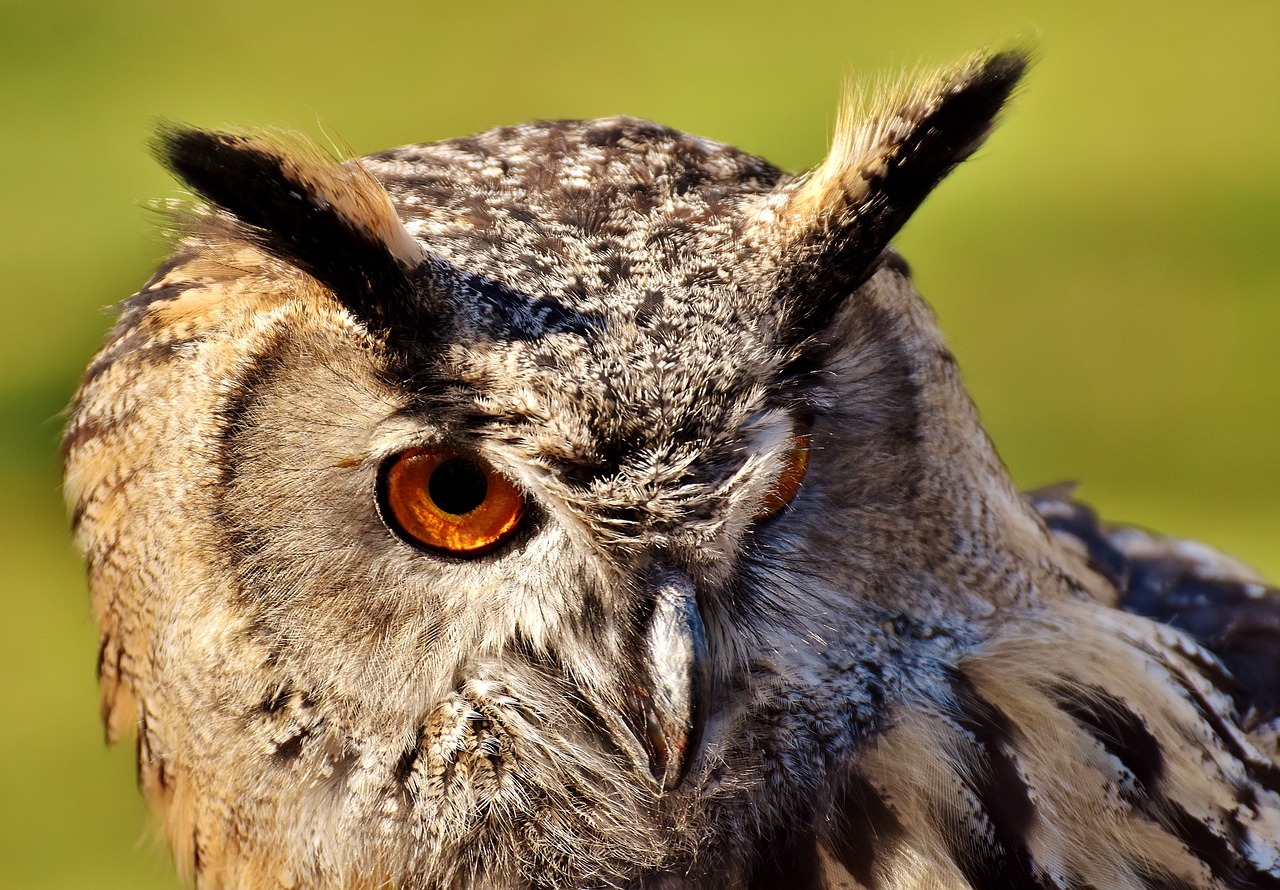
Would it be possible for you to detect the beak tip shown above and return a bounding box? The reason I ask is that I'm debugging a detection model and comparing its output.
[635,568,711,793]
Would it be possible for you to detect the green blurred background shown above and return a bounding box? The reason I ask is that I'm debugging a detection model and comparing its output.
[2,1,1276,886]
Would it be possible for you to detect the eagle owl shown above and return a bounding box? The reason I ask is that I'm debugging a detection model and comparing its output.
[63,50,1280,890]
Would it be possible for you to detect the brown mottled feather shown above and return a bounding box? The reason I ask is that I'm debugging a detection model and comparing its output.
[63,49,1279,890]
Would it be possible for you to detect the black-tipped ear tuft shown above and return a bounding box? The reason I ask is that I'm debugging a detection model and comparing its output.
[156,127,428,331]
[761,49,1030,344]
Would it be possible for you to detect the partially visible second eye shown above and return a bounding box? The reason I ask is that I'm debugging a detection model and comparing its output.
[379,448,526,556]
[755,425,811,522]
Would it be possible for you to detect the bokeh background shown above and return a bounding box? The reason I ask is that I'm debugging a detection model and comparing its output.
[2,1,1276,886]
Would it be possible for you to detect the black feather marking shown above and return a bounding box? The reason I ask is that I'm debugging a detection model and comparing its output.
[947,669,1056,890]
[454,269,601,341]
[191,825,203,879]
[1061,669,1280,888]
[747,831,823,890]
[1049,683,1166,796]
[394,726,426,797]
[259,687,291,714]
[211,324,292,573]
[1168,666,1280,796]
[134,706,147,788]
[1158,800,1277,890]
[273,727,311,762]
[95,633,109,682]
[156,128,427,336]
[826,770,904,890]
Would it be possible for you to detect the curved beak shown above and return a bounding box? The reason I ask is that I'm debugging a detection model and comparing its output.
[626,567,710,791]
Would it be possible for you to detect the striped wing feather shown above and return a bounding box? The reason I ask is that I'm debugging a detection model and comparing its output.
[813,487,1280,890]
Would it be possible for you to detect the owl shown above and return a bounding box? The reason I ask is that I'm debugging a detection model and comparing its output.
[63,49,1280,890]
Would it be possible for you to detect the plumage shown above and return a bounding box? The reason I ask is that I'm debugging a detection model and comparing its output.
[63,49,1280,890]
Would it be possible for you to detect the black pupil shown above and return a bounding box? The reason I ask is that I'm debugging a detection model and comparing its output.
[429,458,488,515]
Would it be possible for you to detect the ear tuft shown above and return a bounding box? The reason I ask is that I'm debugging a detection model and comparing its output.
[156,127,427,325]
[763,49,1029,344]
[786,50,1027,231]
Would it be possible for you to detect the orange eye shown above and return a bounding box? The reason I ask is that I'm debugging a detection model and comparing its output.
[380,448,526,556]
[755,429,811,521]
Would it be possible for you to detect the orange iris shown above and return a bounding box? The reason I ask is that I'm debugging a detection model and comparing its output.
[382,448,525,556]
[755,430,811,521]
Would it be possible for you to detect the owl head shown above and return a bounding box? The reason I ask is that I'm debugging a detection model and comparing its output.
[65,52,1036,888]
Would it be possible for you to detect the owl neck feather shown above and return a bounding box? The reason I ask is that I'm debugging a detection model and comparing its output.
[835,265,1087,620]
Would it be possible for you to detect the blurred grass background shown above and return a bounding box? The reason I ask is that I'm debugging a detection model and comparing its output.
[2,1,1276,886]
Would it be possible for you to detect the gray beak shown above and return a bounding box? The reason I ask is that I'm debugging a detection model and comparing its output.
[630,567,710,791]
